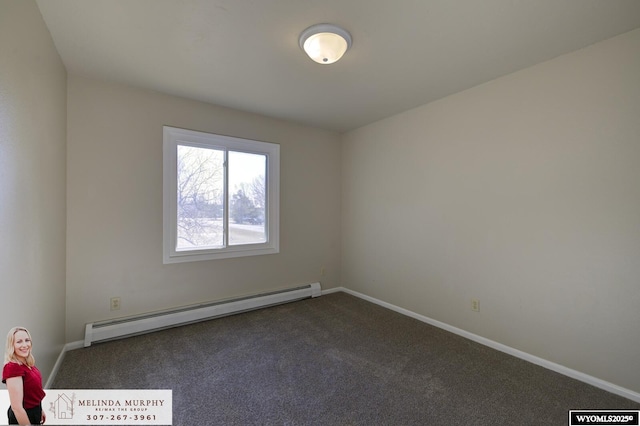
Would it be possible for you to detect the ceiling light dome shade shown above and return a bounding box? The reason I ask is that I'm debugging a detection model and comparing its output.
[299,24,352,64]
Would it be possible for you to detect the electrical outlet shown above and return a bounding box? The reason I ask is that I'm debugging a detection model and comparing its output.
[110,297,121,311]
[320,266,326,276]
[471,299,480,312]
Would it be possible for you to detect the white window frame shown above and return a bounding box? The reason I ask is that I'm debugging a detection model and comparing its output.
[163,126,279,263]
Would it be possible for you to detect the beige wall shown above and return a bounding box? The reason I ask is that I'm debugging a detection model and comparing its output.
[342,28,640,393]
[66,75,342,341]
[0,0,67,380]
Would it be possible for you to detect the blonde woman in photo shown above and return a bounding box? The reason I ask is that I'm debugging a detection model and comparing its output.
[3,327,46,425]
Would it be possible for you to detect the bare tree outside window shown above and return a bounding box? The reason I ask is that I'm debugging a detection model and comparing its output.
[250,174,266,210]
[176,145,224,250]
[229,151,267,245]
[176,146,267,250]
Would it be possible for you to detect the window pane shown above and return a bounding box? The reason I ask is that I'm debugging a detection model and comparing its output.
[176,145,224,250]
[228,151,267,245]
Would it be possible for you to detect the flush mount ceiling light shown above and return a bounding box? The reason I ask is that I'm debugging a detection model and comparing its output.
[299,23,352,64]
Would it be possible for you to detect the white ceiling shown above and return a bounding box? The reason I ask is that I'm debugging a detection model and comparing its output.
[36,0,640,133]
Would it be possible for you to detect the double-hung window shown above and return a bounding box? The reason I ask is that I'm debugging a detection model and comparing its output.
[163,126,279,263]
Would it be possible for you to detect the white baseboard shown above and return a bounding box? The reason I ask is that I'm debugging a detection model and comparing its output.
[320,287,342,295]
[45,341,83,389]
[334,286,640,404]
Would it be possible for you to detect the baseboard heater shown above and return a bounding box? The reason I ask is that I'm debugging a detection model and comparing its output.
[84,282,321,347]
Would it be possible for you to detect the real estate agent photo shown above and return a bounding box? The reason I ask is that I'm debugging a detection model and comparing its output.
[3,327,46,425]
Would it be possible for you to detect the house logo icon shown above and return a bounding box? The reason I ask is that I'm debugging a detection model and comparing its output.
[51,392,74,420]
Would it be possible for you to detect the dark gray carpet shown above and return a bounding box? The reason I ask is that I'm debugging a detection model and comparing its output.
[52,292,639,425]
